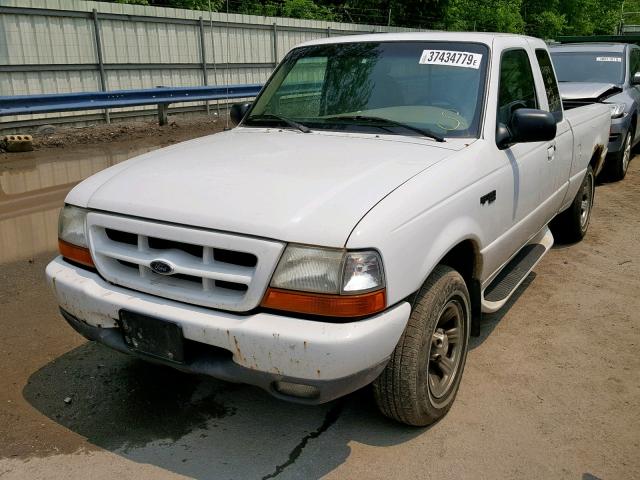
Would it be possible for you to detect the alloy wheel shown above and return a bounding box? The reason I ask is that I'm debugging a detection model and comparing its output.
[428,298,465,400]
[580,170,594,231]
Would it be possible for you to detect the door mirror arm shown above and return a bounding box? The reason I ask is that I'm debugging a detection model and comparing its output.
[230,102,252,126]
[496,123,512,150]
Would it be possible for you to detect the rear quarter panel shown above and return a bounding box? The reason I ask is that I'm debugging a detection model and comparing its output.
[561,103,610,210]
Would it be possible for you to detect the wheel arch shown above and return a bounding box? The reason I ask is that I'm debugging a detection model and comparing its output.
[411,237,484,337]
[437,239,482,287]
[590,142,606,175]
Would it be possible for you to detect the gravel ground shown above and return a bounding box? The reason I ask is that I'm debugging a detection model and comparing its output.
[0,131,638,480]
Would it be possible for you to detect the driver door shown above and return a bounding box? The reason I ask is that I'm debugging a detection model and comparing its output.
[494,48,551,260]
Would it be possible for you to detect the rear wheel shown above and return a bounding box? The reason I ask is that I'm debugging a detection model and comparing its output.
[373,265,470,426]
[550,165,595,244]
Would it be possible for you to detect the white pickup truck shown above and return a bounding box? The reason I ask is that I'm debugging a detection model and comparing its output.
[46,32,610,426]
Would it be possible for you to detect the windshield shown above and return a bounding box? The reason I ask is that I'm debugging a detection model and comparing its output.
[551,51,625,84]
[245,41,490,138]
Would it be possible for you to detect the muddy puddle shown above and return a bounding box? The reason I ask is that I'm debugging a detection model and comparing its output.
[0,143,159,265]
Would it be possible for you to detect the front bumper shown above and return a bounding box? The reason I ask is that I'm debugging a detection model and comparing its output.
[607,115,633,154]
[46,256,410,403]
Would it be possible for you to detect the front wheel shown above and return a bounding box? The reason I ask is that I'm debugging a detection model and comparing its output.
[550,165,595,244]
[373,265,470,426]
[607,129,632,181]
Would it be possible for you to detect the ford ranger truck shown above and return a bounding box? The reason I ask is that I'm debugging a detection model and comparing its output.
[46,33,610,426]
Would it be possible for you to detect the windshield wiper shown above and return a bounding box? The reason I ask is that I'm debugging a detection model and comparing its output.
[248,113,311,133]
[324,115,445,142]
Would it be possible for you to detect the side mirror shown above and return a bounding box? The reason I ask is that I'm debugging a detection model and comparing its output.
[631,72,640,86]
[497,108,557,149]
[230,102,252,125]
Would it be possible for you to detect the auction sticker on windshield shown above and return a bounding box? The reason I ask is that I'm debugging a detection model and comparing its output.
[419,50,482,69]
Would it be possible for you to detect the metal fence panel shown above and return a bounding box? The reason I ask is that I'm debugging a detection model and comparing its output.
[0,0,416,127]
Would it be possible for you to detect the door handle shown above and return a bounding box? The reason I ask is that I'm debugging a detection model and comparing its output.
[547,144,556,162]
[480,190,496,205]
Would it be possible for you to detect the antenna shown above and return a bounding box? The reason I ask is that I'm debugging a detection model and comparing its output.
[208,0,220,119]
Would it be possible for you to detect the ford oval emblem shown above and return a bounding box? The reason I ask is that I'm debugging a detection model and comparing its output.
[150,260,174,275]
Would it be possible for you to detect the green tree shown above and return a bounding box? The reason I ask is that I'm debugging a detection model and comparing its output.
[282,0,339,21]
[557,0,622,36]
[522,0,564,38]
[529,11,566,38]
[235,0,280,17]
[444,0,524,33]
[166,0,224,11]
[624,0,640,27]
[100,0,627,35]
[114,0,149,5]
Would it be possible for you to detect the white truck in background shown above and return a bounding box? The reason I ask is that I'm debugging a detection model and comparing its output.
[46,32,610,426]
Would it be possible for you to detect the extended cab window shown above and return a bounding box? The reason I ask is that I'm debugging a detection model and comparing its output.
[535,49,562,122]
[497,49,538,126]
[245,41,490,138]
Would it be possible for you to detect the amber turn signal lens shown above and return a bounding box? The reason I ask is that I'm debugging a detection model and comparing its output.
[261,287,386,318]
[58,239,95,268]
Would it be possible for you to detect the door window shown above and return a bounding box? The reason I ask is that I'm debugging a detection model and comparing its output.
[630,48,640,81]
[535,49,562,122]
[497,49,538,126]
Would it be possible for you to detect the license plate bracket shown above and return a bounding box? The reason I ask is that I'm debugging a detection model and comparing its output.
[118,310,185,363]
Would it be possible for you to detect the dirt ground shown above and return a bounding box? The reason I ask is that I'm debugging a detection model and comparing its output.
[0,116,226,156]
[0,127,639,480]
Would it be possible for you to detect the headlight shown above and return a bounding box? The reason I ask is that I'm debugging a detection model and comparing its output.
[58,205,89,247]
[263,244,386,318]
[607,103,626,119]
[58,205,94,267]
[270,245,385,294]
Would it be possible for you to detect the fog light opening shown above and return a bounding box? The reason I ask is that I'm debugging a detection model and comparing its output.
[273,381,320,400]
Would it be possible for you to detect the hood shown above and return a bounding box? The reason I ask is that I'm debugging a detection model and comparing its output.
[71,129,460,247]
[558,82,622,101]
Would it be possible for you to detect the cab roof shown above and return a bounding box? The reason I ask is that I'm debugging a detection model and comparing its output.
[297,31,542,49]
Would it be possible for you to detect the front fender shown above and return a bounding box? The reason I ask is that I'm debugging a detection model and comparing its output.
[346,171,489,306]
[415,217,483,287]
[346,141,499,306]
[350,213,484,305]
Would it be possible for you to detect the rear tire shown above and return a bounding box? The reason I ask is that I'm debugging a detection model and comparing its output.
[373,265,470,426]
[550,165,595,244]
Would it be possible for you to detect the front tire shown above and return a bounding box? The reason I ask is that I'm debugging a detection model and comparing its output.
[607,129,632,181]
[550,165,595,244]
[373,265,470,426]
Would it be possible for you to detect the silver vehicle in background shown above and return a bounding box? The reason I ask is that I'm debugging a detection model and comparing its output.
[550,42,640,181]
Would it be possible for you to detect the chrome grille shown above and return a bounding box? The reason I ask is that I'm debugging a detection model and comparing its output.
[87,212,285,311]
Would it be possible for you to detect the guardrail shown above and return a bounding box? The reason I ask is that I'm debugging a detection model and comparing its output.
[0,84,263,126]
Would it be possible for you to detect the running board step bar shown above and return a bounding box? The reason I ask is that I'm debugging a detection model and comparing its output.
[481,227,554,313]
